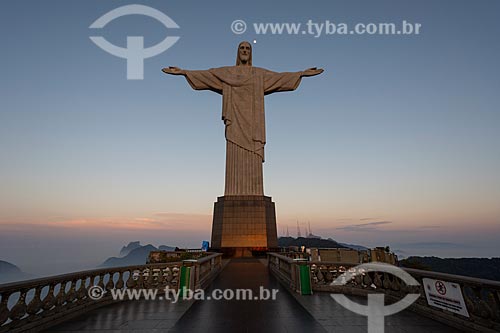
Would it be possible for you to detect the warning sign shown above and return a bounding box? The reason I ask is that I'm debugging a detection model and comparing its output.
[422,278,469,317]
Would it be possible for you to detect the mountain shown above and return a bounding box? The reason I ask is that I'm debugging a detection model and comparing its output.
[278,237,346,248]
[159,245,175,251]
[119,241,141,257]
[0,260,34,284]
[399,256,500,281]
[392,249,410,260]
[101,243,178,268]
[339,242,369,251]
[101,245,158,268]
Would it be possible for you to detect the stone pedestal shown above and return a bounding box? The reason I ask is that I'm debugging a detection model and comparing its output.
[211,195,278,256]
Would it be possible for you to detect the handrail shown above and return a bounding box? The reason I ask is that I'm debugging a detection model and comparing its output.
[403,267,500,287]
[0,252,223,333]
[267,252,500,333]
[0,262,184,292]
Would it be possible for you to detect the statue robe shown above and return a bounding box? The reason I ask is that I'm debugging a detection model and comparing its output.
[184,66,302,195]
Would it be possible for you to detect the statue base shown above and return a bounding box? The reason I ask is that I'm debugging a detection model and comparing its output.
[211,195,278,257]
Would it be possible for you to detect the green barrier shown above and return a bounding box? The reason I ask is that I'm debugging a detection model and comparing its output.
[299,264,312,295]
[179,265,191,298]
[179,259,198,299]
[293,258,312,295]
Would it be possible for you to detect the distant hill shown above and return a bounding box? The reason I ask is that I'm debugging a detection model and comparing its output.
[400,256,500,281]
[101,245,158,268]
[101,243,177,268]
[0,260,34,284]
[159,245,175,251]
[278,237,346,248]
[119,241,141,257]
[392,249,410,260]
[339,242,369,251]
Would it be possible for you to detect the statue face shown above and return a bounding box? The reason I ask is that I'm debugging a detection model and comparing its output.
[238,43,251,63]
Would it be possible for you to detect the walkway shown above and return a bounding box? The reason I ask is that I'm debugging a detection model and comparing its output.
[169,258,325,333]
[46,258,459,332]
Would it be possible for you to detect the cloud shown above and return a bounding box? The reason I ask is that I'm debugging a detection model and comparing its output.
[152,212,212,226]
[45,217,168,230]
[134,218,156,222]
[396,242,466,249]
[336,221,392,231]
[0,212,212,232]
[359,217,379,221]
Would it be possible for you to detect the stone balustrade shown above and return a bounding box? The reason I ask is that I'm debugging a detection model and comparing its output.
[275,251,309,260]
[195,254,223,289]
[268,253,500,333]
[0,252,222,333]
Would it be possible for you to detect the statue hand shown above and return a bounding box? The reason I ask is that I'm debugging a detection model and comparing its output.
[302,67,324,77]
[162,66,185,75]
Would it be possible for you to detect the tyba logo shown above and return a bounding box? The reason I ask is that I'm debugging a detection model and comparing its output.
[330,262,421,333]
[89,4,180,80]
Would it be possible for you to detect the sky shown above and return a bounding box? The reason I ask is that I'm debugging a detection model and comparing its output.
[1,0,499,276]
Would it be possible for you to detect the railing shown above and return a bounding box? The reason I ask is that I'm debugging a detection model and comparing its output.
[0,252,223,333]
[195,254,223,290]
[406,268,500,333]
[275,251,308,260]
[147,250,210,263]
[268,253,500,333]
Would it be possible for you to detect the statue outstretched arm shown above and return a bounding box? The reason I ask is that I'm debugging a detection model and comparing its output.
[162,66,186,75]
[301,67,324,77]
[263,67,323,95]
[162,66,222,94]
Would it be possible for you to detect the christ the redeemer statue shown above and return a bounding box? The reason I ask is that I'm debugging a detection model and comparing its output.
[162,41,323,196]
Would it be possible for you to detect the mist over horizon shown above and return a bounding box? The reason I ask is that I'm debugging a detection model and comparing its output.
[1,217,498,280]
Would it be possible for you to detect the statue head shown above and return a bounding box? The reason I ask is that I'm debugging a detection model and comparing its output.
[236,41,252,66]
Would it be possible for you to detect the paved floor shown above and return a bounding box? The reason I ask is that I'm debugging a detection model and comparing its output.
[46,258,460,333]
[45,297,195,332]
[169,258,326,333]
[291,291,457,333]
